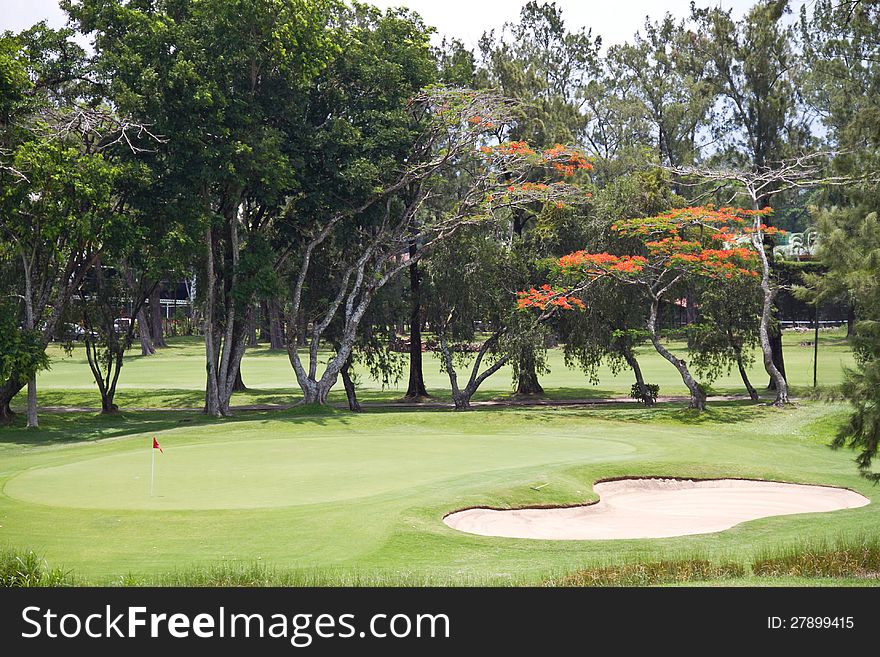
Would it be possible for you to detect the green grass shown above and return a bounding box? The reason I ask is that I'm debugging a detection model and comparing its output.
[1,399,878,585]
[13,328,855,410]
[752,536,880,578]
[0,327,871,586]
[1,548,73,587]
[545,559,747,586]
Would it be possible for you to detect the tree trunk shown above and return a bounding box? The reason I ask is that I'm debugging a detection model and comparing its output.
[101,400,119,413]
[259,301,270,342]
[23,262,38,428]
[753,233,789,405]
[404,253,429,399]
[297,314,307,347]
[300,379,333,405]
[204,225,222,418]
[846,304,855,338]
[685,285,697,347]
[735,350,759,401]
[101,348,126,414]
[149,284,167,348]
[268,301,285,350]
[648,298,706,410]
[340,353,360,412]
[214,213,250,418]
[623,348,653,406]
[515,346,544,396]
[0,376,23,424]
[438,325,508,411]
[26,376,38,428]
[246,307,257,348]
[452,390,472,410]
[218,324,249,416]
[767,323,787,389]
[232,369,247,393]
[137,307,155,356]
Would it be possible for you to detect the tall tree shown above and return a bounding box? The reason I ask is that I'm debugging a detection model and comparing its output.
[692,0,809,386]
[0,25,154,425]
[66,0,340,417]
[799,0,880,478]
[609,14,715,170]
[478,1,601,396]
[425,225,552,410]
[557,170,682,402]
[400,36,478,401]
[521,207,764,411]
[76,261,155,413]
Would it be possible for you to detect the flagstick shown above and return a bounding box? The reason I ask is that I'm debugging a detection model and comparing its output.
[150,446,155,497]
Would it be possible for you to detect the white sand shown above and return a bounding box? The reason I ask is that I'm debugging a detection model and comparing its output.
[443,478,869,540]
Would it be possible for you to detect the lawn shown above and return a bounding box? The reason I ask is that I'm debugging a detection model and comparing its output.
[0,400,876,585]
[14,328,855,409]
[1,327,873,586]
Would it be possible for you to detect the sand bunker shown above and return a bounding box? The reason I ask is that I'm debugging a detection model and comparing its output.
[443,478,869,540]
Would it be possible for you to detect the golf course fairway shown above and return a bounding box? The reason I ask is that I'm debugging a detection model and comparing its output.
[1,403,877,584]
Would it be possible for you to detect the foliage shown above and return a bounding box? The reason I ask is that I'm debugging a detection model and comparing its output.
[607,13,716,168]
[521,206,768,410]
[808,208,880,478]
[520,206,765,311]
[477,1,600,149]
[692,0,808,173]
[0,303,49,383]
[687,275,762,385]
[800,0,880,188]
[630,382,659,405]
[834,316,880,481]
[0,23,147,421]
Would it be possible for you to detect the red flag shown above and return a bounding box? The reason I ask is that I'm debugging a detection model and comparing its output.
[152,437,164,454]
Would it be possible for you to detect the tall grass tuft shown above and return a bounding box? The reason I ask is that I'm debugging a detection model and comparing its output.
[545,559,745,587]
[140,562,513,587]
[752,536,880,579]
[0,548,72,587]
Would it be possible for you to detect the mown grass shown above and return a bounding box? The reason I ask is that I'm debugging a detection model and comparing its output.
[1,401,876,584]
[14,329,855,410]
[0,329,871,588]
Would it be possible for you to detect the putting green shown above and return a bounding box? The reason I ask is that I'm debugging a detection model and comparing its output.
[1,405,877,583]
[4,424,635,510]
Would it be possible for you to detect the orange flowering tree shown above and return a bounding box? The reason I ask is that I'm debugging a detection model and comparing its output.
[417,137,591,410]
[476,138,594,397]
[286,87,591,406]
[519,206,765,410]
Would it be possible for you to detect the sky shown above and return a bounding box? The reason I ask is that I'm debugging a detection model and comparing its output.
[1,0,810,50]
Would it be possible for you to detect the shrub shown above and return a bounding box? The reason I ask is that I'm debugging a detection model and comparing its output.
[630,382,659,405]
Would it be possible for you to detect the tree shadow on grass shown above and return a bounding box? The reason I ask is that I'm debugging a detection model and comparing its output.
[14,388,208,410]
[16,387,305,410]
[503,399,778,426]
[476,386,626,402]
[0,410,211,446]
[0,405,352,447]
